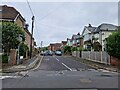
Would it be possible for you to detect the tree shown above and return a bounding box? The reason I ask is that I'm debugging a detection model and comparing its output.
[106,30,120,59]
[2,21,25,54]
[71,47,78,51]
[19,43,29,58]
[64,45,71,53]
[40,47,48,51]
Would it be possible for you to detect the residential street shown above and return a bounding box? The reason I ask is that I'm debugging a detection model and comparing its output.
[2,55,119,89]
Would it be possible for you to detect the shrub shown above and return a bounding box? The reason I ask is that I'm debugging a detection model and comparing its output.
[106,31,120,59]
[2,53,8,63]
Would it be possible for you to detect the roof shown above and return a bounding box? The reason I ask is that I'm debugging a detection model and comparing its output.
[0,5,25,21]
[62,41,67,44]
[94,23,118,33]
[72,34,82,40]
[82,25,96,35]
[86,26,96,32]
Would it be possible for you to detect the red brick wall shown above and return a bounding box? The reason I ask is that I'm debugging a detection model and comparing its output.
[9,49,17,65]
[110,56,120,66]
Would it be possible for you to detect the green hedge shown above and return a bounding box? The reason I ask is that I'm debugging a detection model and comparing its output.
[2,53,8,63]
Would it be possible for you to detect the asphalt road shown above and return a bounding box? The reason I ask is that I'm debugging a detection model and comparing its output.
[38,56,93,71]
[2,55,119,89]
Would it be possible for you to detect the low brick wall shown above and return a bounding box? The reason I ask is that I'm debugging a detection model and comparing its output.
[110,56,120,66]
[9,49,17,65]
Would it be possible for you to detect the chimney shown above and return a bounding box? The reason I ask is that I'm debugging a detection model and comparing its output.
[88,24,92,27]
[77,33,80,35]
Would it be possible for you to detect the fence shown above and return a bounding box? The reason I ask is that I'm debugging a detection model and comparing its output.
[72,51,110,65]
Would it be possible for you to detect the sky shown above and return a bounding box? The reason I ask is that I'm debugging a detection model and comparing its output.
[1,1,118,47]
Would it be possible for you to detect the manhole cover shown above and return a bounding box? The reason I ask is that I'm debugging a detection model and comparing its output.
[80,78,92,83]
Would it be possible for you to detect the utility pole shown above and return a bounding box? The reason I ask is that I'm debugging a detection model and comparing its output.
[41,41,43,48]
[30,16,35,59]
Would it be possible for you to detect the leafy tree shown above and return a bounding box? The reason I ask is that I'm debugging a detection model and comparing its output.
[2,21,25,54]
[19,43,29,58]
[71,47,78,51]
[106,30,120,59]
[40,47,48,51]
[64,45,72,53]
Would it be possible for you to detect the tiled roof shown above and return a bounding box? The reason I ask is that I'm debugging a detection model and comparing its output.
[94,23,118,33]
[85,26,96,32]
[0,5,25,21]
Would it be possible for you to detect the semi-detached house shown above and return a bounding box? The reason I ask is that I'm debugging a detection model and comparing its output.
[0,5,35,51]
[0,5,36,64]
[82,23,118,51]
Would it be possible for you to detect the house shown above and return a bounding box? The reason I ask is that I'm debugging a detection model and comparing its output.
[66,38,72,46]
[48,43,62,51]
[82,24,96,50]
[94,23,118,51]
[1,5,36,64]
[60,41,67,52]
[48,44,55,51]
[82,23,118,51]
[71,33,83,48]
[1,5,35,52]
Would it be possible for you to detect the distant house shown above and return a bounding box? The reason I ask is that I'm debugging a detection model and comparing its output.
[48,44,55,51]
[66,38,72,46]
[60,41,67,52]
[71,33,83,48]
[82,23,118,51]
[0,5,35,51]
[82,24,96,50]
[48,43,62,51]
[94,23,118,51]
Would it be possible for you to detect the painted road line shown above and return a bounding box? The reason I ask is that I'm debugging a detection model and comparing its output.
[61,63,72,71]
[32,56,43,71]
[56,58,59,61]
[0,76,20,79]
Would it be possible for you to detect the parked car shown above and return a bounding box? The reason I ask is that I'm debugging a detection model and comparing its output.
[41,50,53,56]
[47,50,53,56]
[40,51,44,56]
[55,51,62,56]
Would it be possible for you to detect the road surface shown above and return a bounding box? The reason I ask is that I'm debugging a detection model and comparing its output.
[2,55,119,89]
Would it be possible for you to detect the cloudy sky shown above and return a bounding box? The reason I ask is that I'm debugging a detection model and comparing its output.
[1,1,118,47]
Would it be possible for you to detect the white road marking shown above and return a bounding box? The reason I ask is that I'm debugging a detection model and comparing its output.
[45,58,49,61]
[56,58,59,61]
[61,63,72,71]
[32,56,43,71]
[0,76,20,79]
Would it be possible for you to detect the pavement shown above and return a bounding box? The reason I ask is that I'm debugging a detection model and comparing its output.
[1,54,43,73]
[71,56,119,73]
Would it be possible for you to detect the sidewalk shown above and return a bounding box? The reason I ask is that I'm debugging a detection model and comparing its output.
[2,54,43,73]
[72,56,119,73]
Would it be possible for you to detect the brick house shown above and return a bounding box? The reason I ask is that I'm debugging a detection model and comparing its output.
[0,5,34,50]
[60,41,67,52]
[1,5,35,64]
[48,43,62,51]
